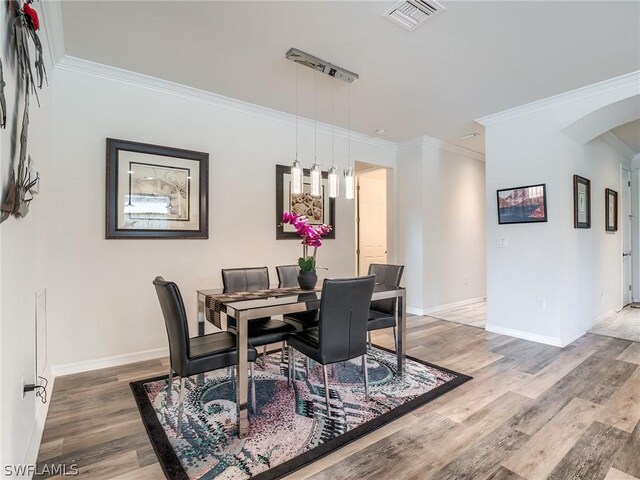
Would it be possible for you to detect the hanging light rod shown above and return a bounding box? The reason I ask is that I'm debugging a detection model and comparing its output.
[286,48,359,83]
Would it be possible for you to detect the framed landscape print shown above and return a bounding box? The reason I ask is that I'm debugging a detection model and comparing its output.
[106,139,209,239]
[497,183,547,224]
[275,164,335,239]
[573,175,591,228]
[605,188,618,232]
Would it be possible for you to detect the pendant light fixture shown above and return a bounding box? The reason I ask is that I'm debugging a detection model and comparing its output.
[344,84,355,200]
[291,63,303,195]
[310,70,322,197]
[327,77,339,198]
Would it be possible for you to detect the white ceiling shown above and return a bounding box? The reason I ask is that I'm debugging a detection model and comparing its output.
[611,120,640,154]
[60,1,640,153]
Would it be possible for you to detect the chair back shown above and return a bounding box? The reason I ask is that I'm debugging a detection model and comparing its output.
[153,277,190,376]
[276,265,299,288]
[368,264,404,315]
[318,275,376,364]
[222,267,269,293]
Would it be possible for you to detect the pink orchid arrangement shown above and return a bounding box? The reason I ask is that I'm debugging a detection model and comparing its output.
[282,212,332,271]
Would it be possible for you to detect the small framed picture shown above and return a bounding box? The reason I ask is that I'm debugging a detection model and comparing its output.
[605,188,618,232]
[275,165,335,239]
[573,175,591,228]
[497,183,547,224]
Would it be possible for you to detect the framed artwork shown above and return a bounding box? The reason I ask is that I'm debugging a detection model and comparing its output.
[106,138,209,239]
[573,175,591,228]
[605,188,618,232]
[497,183,547,224]
[275,164,335,239]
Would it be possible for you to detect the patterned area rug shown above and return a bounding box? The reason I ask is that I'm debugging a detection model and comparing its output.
[130,346,471,480]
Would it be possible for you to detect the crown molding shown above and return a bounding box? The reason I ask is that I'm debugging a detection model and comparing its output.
[398,135,484,161]
[601,131,637,160]
[56,55,398,153]
[476,70,640,127]
[40,1,66,68]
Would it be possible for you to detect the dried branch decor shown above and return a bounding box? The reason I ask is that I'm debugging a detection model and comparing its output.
[0,0,47,222]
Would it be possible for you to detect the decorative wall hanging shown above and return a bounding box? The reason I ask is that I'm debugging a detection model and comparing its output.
[106,139,209,239]
[605,188,618,232]
[497,183,548,224]
[0,0,47,223]
[573,175,591,228]
[276,164,335,239]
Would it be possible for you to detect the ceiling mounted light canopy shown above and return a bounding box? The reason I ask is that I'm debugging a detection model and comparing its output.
[286,48,359,84]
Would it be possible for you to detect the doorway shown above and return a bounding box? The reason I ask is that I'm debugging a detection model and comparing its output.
[356,166,388,275]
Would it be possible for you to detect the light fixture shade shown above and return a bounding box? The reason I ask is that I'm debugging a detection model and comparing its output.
[310,162,322,197]
[327,166,339,198]
[291,160,303,195]
[344,167,355,200]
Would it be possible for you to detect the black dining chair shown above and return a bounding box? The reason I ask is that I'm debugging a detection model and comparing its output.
[153,276,258,435]
[276,265,319,332]
[367,264,405,350]
[287,275,376,417]
[222,267,296,362]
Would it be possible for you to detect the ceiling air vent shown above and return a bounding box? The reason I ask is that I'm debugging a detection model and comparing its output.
[385,0,445,31]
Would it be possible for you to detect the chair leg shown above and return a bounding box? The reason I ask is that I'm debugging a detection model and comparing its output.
[281,341,286,362]
[323,365,332,418]
[250,362,256,414]
[231,365,236,391]
[262,345,267,365]
[177,377,186,435]
[305,356,310,378]
[362,354,369,401]
[368,332,372,349]
[167,367,173,405]
[392,327,397,351]
[288,346,294,387]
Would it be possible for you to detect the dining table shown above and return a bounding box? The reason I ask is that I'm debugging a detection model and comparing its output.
[196,283,407,438]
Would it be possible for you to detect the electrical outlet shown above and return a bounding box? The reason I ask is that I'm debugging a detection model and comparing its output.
[496,237,508,248]
[464,276,469,286]
[536,297,546,308]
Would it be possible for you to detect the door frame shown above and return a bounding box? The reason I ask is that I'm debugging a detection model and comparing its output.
[621,164,632,307]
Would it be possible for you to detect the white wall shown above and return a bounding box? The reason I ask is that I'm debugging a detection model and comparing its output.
[0,4,54,471]
[397,137,486,314]
[482,78,638,346]
[45,62,397,368]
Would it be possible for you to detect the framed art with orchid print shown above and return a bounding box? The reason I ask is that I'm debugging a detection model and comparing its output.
[106,139,209,239]
[605,188,618,232]
[573,175,591,229]
[275,164,335,240]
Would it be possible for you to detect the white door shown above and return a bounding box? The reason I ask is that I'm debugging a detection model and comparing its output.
[357,169,387,275]
[622,167,632,306]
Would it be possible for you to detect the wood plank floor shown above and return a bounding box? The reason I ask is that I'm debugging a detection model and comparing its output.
[589,306,640,342]
[428,300,487,329]
[36,317,640,480]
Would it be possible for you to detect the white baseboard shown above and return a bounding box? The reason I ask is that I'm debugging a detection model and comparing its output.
[485,324,564,347]
[51,347,168,377]
[592,309,616,327]
[425,297,486,316]
[23,364,55,470]
[407,307,425,316]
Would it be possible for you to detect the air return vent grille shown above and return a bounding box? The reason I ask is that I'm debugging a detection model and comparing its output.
[385,0,445,31]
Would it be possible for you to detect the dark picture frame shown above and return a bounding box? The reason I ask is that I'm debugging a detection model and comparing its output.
[605,188,618,232]
[106,138,209,239]
[573,175,591,229]
[275,164,335,239]
[497,183,548,225]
